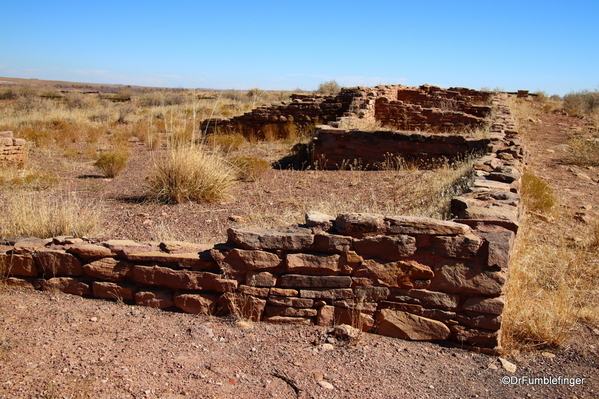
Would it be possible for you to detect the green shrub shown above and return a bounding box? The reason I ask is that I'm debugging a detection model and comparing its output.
[94,150,129,178]
[230,155,270,181]
[147,145,236,204]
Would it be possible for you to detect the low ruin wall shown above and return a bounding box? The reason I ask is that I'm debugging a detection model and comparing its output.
[1,88,527,355]
[0,131,26,167]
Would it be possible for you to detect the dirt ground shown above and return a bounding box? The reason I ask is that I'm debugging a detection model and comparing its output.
[1,107,598,398]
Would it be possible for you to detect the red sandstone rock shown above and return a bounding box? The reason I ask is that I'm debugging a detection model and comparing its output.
[34,249,83,277]
[299,288,354,300]
[83,258,133,282]
[41,277,91,296]
[66,244,116,259]
[0,254,38,277]
[428,234,483,259]
[92,281,137,301]
[395,289,459,310]
[174,293,216,314]
[246,271,277,287]
[285,253,341,275]
[334,307,375,331]
[125,251,211,270]
[334,213,385,238]
[267,296,314,308]
[135,290,175,308]
[463,296,505,315]
[375,309,450,341]
[353,235,417,260]
[279,274,352,288]
[316,305,335,326]
[214,248,282,272]
[269,287,298,297]
[353,286,390,301]
[385,216,471,235]
[237,285,270,297]
[430,259,506,296]
[227,227,314,251]
[263,316,313,325]
[101,240,156,256]
[450,325,499,348]
[159,241,212,254]
[354,259,433,289]
[312,233,353,253]
[12,238,52,254]
[456,312,502,331]
[132,265,237,292]
[265,306,318,317]
[217,292,266,321]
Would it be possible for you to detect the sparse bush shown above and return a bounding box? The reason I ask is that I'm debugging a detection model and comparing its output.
[94,150,129,178]
[207,133,245,152]
[0,166,59,190]
[521,172,555,214]
[230,155,270,181]
[566,137,599,166]
[316,80,341,96]
[138,91,186,107]
[147,144,236,204]
[0,190,101,238]
[563,89,599,117]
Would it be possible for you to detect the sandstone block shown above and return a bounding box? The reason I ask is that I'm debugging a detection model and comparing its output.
[227,227,314,250]
[101,240,156,256]
[4,277,36,289]
[398,289,460,310]
[332,300,378,314]
[354,259,433,289]
[354,286,389,301]
[305,211,335,232]
[428,234,483,258]
[12,238,52,254]
[135,290,175,308]
[463,296,505,315]
[237,285,270,297]
[316,305,335,326]
[430,259,506,296]
[217,292,266,321]
[212,248,282,273]
[34,249,83,277]
[279,274,352,288]
[353,235,416,260]
[67,244,116,260]
[0,254,38,277]
[269,287,298,297]
[312,233,353,253]
[385,216,471,235]
[42,277,91,296]
[379,301,424,314]
[457,312,502,331]
[334,307,375,331]
[334,213,385,238]
[263,316,313,325]
[450,325,499,348]
[132,265,237,292]
[476,228,515,269]
[286,253,341,275]
[174,293,216,315]
[92,281,137,301]
[246,271,277,287]
[265,306,318,317]
[267,296,313,308]
[83,258,133,282]
[159,241,212,254]
[300,288,354,300]
[125,251,209,270]
[375,309,450,341]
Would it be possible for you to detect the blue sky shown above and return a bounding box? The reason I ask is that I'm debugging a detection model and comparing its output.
[1,1,598,95]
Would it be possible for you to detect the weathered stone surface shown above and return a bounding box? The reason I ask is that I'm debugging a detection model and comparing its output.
[267,296,314,308]
[451,196,520,224]
[279,274,352,288]
[132,265,237,292]
[265,306,318,317]
[159,241,212,254]
[101,240,156,256]
[332,324,362,341]
[286,253,341,275]
[125,251,209,269]
[354,286,390,301]
[354,259,433,289]
[379,301,424,314]
[34,249,83,277]
[305,211,334,232]
[300,288,354,300]
[269,287,298,297]
[4,277,36,289]
[246,271,277,287]
[263,316,313,325]
[174,293,216,314]
[83,258,133,282]
[457,312,502,330]
[476,228,515,269]
[237,285,270,297]
[217,292,266,321]
[375,309,450,340]
[92,281,137,301]
[67,244,116,259]
[0,254,38,277]
[334,307,375,331]
[332,300,378,314]
[353,235,416,260]
[41,277,91,296]
[213,248,282,273]
[451,325,499,347]
[385,216,471,235]
[135,290,175,308]
[12,238,52,254]
[312,233,353,253]
[430,259,506,295]
[335,213,385,238]
[463,296,505,315]
[317,305,335,326]
[429,234,483,258]
[227,227,314,250]
[397,289,460,310]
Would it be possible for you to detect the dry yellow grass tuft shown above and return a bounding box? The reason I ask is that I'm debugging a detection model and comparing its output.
[147,144,236,204]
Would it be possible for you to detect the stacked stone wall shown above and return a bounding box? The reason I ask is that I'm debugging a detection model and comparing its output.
[0,131,26,167]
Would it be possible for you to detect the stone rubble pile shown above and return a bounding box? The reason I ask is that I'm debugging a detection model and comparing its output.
[0,131,26,167]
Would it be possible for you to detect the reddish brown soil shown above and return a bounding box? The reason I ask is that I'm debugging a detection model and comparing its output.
[1,108,598,398]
